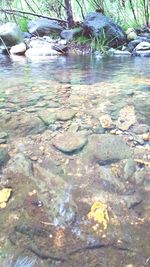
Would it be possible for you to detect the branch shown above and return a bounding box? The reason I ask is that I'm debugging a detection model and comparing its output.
[0,8,68,24]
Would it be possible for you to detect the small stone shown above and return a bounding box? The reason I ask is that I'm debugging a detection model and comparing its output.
[117,106,136,131]
[100,114,113,129]
[30,156,38,161]
[116,130,123,135]
[10,42,27,55]
[56,109,76,121]
[0,132,8,139]
[142,133,150,141]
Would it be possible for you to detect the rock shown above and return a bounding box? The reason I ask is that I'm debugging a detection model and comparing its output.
[124,158,136,180]
[135,41,150,50]
[126,28,137,41]
[85,134,131,165]
[114,50,131,56]
[0,132,8,139]
[52,44,68,54]
[7,153,33,177]
[0,148,10,168]
[100,114,113,129]
[83,12,126,47]
[0,23,23,48]
[61,27,82,41]
[34,164,76,225]
[123,191,143,209]
[28,18,63,36]
[127,39,141,52]
[25,47,61,57]
[52,132,88,153]
[56,109,76,121]
[92,126,105,134]
[130,124,149,134]
[133,41,150,57]
[134,169,147,185]
[133,50,150,57]
[135,96,150,125]
[10,42,27,55]
[142,133,150,141]
[117,106,136,130]
[38,109,57,125]
[99,166,125,191]
[0,112,46,136]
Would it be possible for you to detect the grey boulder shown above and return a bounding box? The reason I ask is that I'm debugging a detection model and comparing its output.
[28,18,63,36]
[0,22,23,48]
[83,12,126,47]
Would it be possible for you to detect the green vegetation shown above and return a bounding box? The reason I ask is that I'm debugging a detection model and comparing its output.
[0,0,149,53]
[0,0,149,30]
[19,17,28,32]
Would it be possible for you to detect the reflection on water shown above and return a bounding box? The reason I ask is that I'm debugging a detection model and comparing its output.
[0,54,150,85]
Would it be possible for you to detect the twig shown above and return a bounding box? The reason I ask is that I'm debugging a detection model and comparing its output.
[0,8,68,24]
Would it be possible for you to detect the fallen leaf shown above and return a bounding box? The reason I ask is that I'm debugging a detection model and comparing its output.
[0,188,12,209]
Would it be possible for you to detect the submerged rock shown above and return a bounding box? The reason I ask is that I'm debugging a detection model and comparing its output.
[0,148,10,168]
[56,109,76,121]
[52,132,88,153]
[130,124,149,134]
[124,158,136,180]
[38,109,57,125]
[85,134,131,165]
[117,105,136,130]
[34,164,76,225]
[123,191,143,209]
[99,114,113,129]
[7,153,33,177]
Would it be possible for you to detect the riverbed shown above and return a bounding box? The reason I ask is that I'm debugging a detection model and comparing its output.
[0,54,150,267]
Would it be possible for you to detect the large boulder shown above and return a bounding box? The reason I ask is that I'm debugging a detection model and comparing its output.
[83,12,126,47]
[0,23,23,48]
[28,18,63,36]
[84,134,131,165]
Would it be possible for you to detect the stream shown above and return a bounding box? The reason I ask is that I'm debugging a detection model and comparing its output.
[0,54,150,267]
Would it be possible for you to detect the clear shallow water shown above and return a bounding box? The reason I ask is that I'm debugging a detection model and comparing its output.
[0,54,150,85]
[0,54,150,267]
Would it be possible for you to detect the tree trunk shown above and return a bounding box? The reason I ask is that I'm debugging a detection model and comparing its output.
[64,0,74,28]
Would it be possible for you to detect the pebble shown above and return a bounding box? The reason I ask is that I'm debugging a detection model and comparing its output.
[142,133,150,141]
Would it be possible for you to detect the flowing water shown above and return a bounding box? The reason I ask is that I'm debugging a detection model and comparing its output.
[0,54,150,267]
